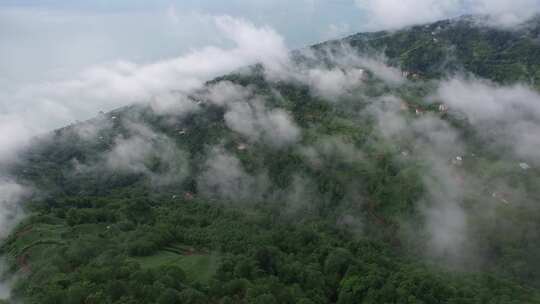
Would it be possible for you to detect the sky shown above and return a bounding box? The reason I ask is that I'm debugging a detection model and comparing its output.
[0,0,363,84]
[2,0,539,82]
[0,0,539,161]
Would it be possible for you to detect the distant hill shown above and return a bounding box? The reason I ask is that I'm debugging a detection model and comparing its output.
[325,14,540,85]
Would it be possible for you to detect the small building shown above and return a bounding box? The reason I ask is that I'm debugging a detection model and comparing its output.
[492,192,510,204]
[438,104,449,112]
[400,101,410,111]
[237,143,248,151]
[519,162,531,170]
[452,156,463,166]
[184,192,195,201]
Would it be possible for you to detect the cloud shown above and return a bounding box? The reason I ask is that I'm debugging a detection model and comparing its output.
[469,0,540,27]
[366,76,540,268]
[354,56,405,85]
[224,99,301,148]
[355,0,540,30]
[198,81,301,148]
[70,116,114,141]
[149,91,202,116]
[366,95,408,139]
[367,94,473,264]
[0,259,11,300]
[301,137,366,167]
[318,45,405,85]
[306,68,365,100]
[437,78,540,123]
[73,120,190,187]
[322,23,352,40]
[356,0,461,30]
[0,14,289,164]
[267,44,404,101]
[0,116,35,165]
[280,175,321,215]
[0,180,27,240]
[197,147,268,203]
[436,77,540,164]
[199,80,253,106]
[419,146,470,264]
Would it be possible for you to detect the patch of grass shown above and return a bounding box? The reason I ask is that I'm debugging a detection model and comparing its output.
[133,250,220,283]
[4,223,66,256]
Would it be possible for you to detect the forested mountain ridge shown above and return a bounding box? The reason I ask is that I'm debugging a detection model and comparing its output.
[1,16,540,304]
[319,14,540,85]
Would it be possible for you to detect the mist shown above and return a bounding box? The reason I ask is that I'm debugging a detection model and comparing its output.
[436,77,540,165]
[0,14,289,164]
[356,0,540,30]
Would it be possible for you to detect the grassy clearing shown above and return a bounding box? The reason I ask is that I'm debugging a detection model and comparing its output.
[133,249,220,283]
[5,223,66,256]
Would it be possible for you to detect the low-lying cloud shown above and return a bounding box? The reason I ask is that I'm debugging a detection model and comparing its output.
[367,92,473,265]
[356,0,540,30]
[437,77,540,164]
[0,180,27,240]
[74,120,190,187]
[224,99,300,148]
[197,147,268,203]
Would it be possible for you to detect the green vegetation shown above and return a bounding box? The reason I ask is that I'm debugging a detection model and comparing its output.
[133,246,220,283]
[2,15,540,304]
[341,15,540,86]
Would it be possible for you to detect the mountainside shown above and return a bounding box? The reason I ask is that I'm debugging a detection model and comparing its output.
[342,15,540,85]
[2,16,540,304]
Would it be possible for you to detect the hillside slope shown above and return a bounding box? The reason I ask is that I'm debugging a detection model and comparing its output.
[2,16,540,304]
[326,15,540,85]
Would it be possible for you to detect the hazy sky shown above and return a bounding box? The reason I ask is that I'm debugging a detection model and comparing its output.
[2,0,539,83]
[0,0,364,84]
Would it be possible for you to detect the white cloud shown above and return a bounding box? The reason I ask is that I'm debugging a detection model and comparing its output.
[437,78,540,123]
[437,78,540,164]
[268,44,404,101]
[200,81,253,106]
[355,0,462,30]
[224,98,301,148]
[306,68,365,99]
[469,0,540,27]
[0,258,13,300]
[75,120,190,187]
[355,0,540,30]
[361,59,405,85]
[197,147,268,202]
[195,81,301,147]
[322,23,352,40]
[0,180,27,240]
[367,94,472,264]
[0,15,289,164]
